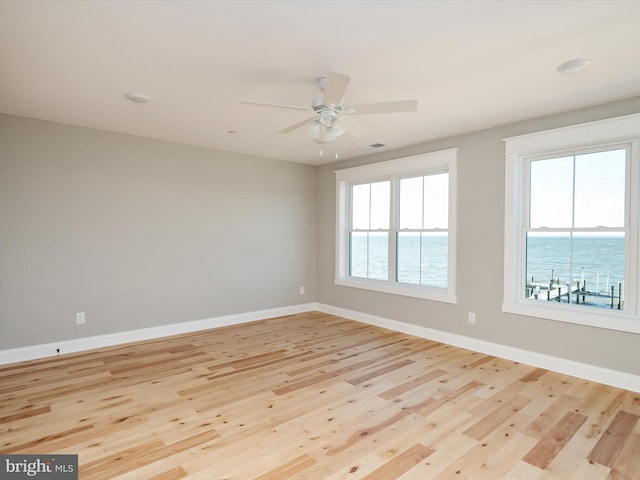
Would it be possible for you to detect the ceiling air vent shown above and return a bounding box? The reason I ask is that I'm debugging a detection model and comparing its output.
[369,143,385,148]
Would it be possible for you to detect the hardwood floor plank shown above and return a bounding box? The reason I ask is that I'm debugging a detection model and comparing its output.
[588,410,640,467]
[504,460,544,480]
[606,432,640,480]
[254,453,317,480]
[326,380,483,457]
[481,431,539,479]
[469,376,529,416]
[360,443,434,479]
[377,368,447,400]
[523,410,588,469]
[463,394,531,440]
[417,380,484,417]
[409,432,477,479]
[0,405,51,423]
[2,424,96,454]
[461,354,496,370]
[523,394,581,440]
[272,353,392,396]
[520,368,550,383]
[147,466,188,480]
[324,397,433,457]
[434,413,534,479]
[346,358,415,385]
[584,389,628,439]
[81,429,220,480]
[209,349,289,371]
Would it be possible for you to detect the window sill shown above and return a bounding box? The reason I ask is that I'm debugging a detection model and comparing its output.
[335,277,457,303]
[502,301,640,334]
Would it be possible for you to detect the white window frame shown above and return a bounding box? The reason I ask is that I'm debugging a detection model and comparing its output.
[335,149,457,303]
[503,113,640,334]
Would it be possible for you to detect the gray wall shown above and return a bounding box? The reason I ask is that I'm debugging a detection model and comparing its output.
[317,96,640,376]
[3,97,640,376]
[0,114,316,349]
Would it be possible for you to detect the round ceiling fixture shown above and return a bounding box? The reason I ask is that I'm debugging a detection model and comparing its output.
[125,92,150,103]
[557,59,591,74]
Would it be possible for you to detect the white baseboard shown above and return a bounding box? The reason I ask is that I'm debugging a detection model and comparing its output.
[315,303,640,394]
[3,302,638,393]
[0,303,316,365]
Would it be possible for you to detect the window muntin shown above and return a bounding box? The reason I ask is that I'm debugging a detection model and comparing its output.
[397,172,449,288]
[399,173,448,229]
[503,112,640,334]
[349,174,449,287]
[529,149,626,229]
[352,181,390,230]
[529,155,574,228]
[350,181,391,281]
[525,148,627,311]
[335,149,457,302]
[397,232,448,288]
[525,231,626,309]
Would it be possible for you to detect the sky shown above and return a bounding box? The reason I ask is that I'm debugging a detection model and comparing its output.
[529,148,626,230]
[351,173,448,231]
[350,147,627,235]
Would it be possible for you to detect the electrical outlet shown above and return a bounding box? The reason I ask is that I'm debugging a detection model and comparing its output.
[468,312,476,324]
[299,286,305,295]
[76,312,85,325]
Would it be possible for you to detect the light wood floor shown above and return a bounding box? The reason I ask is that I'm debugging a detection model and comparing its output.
[1,311,639,479]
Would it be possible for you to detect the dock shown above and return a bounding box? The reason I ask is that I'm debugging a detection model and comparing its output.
[526,278,623,309]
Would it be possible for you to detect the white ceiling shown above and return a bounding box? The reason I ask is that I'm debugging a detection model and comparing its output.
[2,1,640,166]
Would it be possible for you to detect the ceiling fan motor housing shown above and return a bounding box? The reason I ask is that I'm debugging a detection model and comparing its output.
[312,95,343,114]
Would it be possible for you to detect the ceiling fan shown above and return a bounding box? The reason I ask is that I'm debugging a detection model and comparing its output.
[240,71,418,144]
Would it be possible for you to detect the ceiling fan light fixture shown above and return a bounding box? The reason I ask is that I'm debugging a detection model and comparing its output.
[306,119,323,139]
[330,117,346,137]
[314,128,337,144]
[307,118,340,143]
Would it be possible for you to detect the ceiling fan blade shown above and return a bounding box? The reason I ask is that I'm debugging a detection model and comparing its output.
[276,116,315,134]
[323,71,351,105]
[341,116,370,138]
[349,99,418,115]
[240,100,313,112]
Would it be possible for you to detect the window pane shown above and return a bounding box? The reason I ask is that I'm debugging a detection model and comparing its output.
[571,232,625,308]
[368,232,388,280]
[530,157,573,228]
[421,233,448,288]
[370,181,390,229]
[397,232,447,287]
[526,232,625,308]
[399,177,423,229]
[350,232,388,281]
[397,232,420,284]
[350,232,368,278]
[424,173,448,229]
[574,149,625,228]
[352,184,370,230]
[526,232,571,302]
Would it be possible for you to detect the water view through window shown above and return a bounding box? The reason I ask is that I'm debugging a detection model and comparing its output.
[349,172,449,288]
[526,233,625,308]
[350,232,448,287]
[526,148,626,309]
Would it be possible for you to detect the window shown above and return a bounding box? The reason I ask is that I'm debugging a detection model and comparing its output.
[503,113,640,333]
[335,149,457,302]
